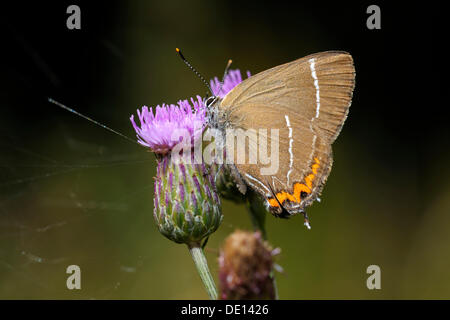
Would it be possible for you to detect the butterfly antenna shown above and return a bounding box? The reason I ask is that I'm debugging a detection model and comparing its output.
[206,59,233,108]
[176,48,213,96]
[47,98,138,145]
[216,59,233,97]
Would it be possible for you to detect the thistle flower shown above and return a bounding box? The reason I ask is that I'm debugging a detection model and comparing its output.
[130,94,222,244]
[219,230,277,300]
[130,96,205,154]
[130,91,223,299]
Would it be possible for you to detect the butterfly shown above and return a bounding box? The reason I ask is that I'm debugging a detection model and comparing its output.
[207,51,355,221]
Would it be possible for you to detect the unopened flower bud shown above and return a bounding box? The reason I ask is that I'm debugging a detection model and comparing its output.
[219,230,276,300]
[153,154,222,245]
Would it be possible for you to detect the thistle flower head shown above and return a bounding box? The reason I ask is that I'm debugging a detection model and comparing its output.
[130,96,206,154]
[210,69,251,98]
[218,230,277,300]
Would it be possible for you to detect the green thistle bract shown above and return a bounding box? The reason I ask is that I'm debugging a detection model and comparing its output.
[154,154,222,245]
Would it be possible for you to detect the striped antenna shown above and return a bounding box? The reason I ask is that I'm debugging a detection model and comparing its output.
[176,48,213,95]
[216,59,233,96]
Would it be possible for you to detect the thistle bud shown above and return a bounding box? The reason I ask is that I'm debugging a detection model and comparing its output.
[153,155,222,244]
[211,163,246,204]
[218,230,276,300]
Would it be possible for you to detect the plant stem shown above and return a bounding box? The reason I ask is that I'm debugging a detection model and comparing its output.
[188,243,218,300]
[246,189,279,299]
[246,190,267,239]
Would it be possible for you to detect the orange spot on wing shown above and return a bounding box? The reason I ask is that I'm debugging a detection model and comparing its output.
[268,191,295,207]
[268,198,280,207]
[304,174,314,189]
[294,183,311,199]
[312,163,320,174]
[268,157,322,208]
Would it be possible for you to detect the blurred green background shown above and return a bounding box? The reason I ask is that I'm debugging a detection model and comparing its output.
[0,1,444,299]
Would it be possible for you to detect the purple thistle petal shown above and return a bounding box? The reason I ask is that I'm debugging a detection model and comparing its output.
[179,183,185,202]
[179,163,186,183]
[163,156,168,174]
[130,95,206,154]
[192,174,202,194]
[165,191,170,207]
[208,174,216,190]
[205,184,212,199]
[191,191,197,209]
[213,190,220,204]
[201,163,207,176]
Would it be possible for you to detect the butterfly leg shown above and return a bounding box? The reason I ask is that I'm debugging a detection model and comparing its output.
[302,211,311,230]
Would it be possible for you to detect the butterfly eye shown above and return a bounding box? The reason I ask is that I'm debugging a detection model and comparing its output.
[204,95,217,108]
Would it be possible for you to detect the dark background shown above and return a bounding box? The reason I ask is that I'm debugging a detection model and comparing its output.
[0,1,445,299]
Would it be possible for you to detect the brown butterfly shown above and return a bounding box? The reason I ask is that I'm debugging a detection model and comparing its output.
[209,51,355,223]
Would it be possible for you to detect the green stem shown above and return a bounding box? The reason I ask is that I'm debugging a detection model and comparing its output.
[188,243,218,300]
[246,190,267,239]
[246,190,279,300]
[270,271,279,300]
